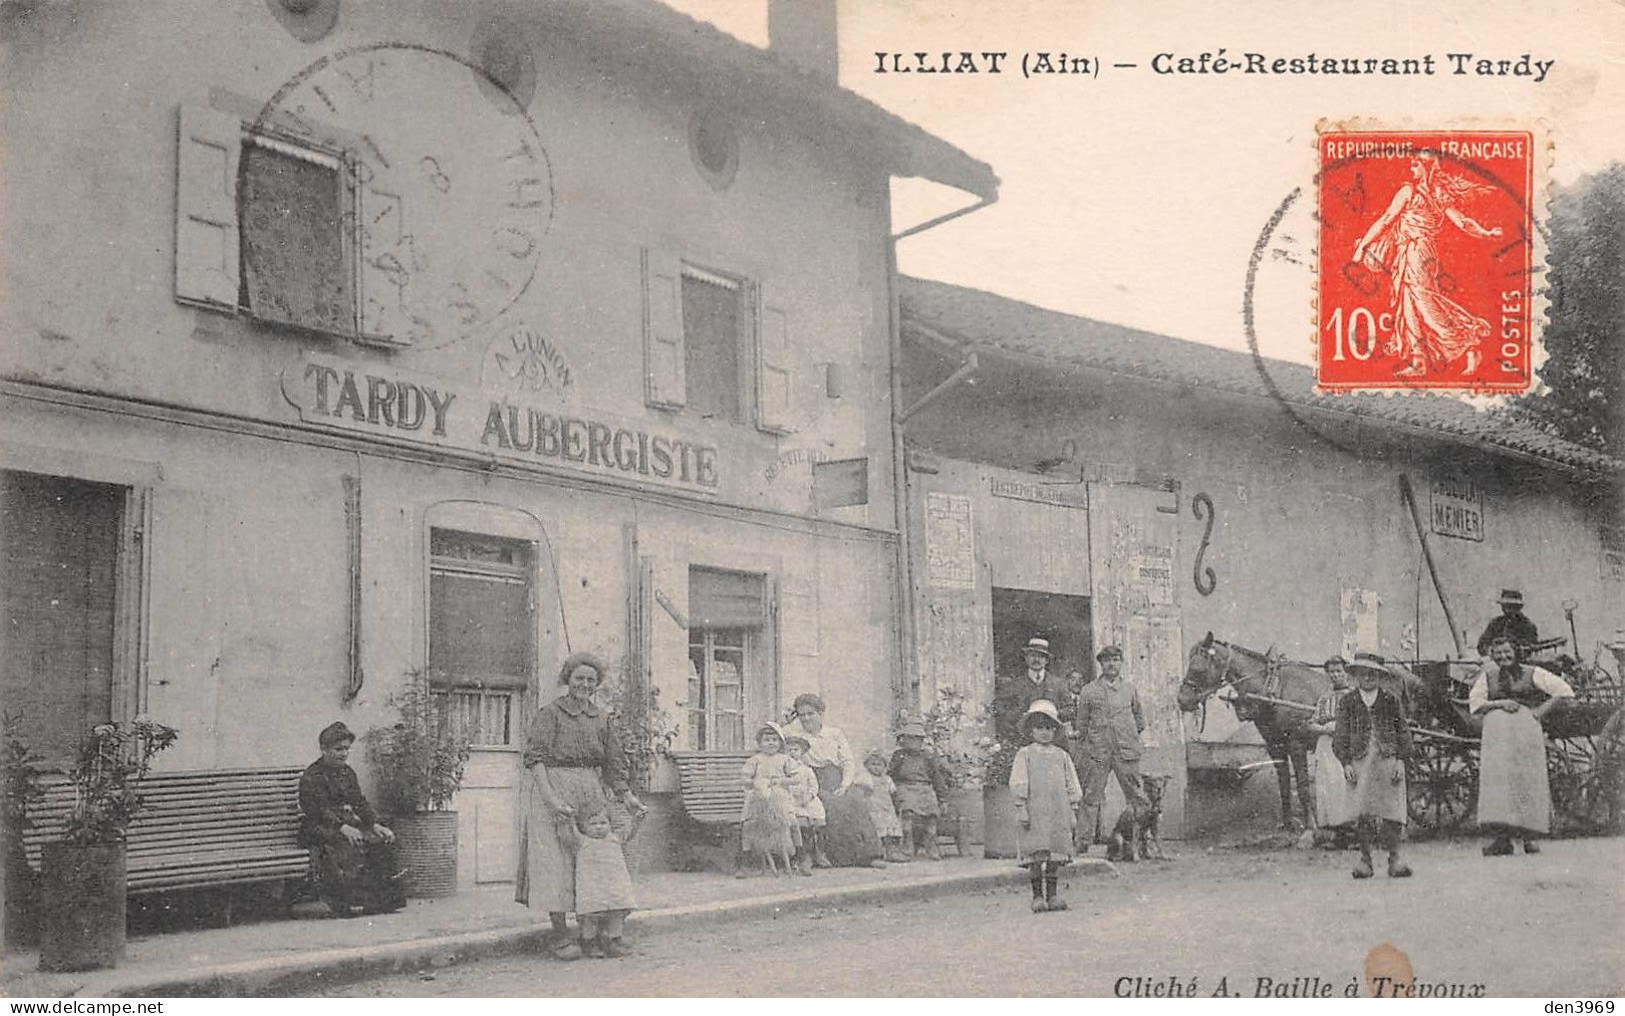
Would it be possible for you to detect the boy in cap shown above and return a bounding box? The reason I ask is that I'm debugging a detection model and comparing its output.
[298,721,407,916]
[1073,645,1149,853]
[888,718,951,860]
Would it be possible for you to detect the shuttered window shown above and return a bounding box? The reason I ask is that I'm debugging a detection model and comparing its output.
[0,472,123,762]
[681,271,742,423]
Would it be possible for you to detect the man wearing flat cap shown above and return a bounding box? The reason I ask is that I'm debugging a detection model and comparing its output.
[994,637,1075,749]
[1476,589,1540,658]
[298,721,407,917]
[1073,645,1148,851]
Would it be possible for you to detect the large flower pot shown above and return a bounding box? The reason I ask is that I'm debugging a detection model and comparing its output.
[982,785,1018,859]
[393,811,458,898]
[39,841,126,972]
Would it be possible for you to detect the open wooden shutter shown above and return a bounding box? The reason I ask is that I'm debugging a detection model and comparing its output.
[755,284,795,433]
[175,105,242,310]
[642,248,686,409]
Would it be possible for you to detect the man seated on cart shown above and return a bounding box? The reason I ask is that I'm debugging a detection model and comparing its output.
[1476,589,1540,658]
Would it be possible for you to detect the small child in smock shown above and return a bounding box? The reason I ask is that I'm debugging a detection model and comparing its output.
[1011,700,1083,913]
[854,748,906,862]
[560,804,636,957]
[889,719,951,860]
[781,734,827,876]
[738,724,798,877]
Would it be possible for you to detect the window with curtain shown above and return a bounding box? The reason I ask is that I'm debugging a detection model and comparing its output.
[239,138,354,335]
[429,528,533,747]
[686,567,767,751]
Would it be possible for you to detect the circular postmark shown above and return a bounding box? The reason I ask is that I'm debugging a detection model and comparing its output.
[1243,130,1545,456]
[244,43,555,350]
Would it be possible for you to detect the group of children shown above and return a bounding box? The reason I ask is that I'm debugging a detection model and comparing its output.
[739,719,951,876]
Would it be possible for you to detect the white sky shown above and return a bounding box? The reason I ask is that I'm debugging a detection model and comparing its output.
[665,0,1625,365]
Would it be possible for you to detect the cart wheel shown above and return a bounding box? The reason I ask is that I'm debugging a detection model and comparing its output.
[1550,718,1625,835]
[1406,738,1478,834]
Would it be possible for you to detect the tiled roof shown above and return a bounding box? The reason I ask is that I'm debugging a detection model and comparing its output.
[544,1,998,200]
[899,276,1621,477]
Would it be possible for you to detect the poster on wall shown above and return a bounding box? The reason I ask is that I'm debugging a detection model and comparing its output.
[924,491,976,590]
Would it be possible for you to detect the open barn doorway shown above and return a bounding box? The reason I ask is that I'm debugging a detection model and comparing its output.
[990,587,1093,692]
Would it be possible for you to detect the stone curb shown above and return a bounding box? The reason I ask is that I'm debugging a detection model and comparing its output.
[94,859,1114,997]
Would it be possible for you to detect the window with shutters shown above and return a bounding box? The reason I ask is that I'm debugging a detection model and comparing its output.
[428,528,534,747]
[175,105,381,343]
[642,250,795,433]
[686,567,774,752]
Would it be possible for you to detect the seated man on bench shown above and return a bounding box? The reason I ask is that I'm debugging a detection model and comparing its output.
[299,722,407,917]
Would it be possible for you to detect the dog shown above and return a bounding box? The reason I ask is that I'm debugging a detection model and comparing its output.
[1105,774,1171,862]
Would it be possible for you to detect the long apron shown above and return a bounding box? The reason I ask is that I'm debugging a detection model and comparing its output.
[1314,734,1351,828]
[514,766,628,913]
[1347,729,1407,824]
[1476,707,1551,835]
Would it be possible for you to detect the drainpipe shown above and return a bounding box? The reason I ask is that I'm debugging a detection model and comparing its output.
[885,195,997,714]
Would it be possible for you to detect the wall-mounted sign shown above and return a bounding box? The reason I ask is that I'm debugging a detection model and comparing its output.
[987,477,1088,510]
[481,324,574,397]
[1430,476,1484,542]
[925,492,975,590]
[282,354,719,490]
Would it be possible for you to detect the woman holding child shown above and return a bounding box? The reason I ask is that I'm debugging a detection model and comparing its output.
[784,693,886,868]
[516,652,644,960]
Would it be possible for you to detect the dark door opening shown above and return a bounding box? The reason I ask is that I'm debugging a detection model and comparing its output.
[990,587,1093,690]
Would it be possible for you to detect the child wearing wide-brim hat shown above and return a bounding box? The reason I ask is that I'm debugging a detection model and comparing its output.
[1011,700,1084,912]
[1334,654,1413,880]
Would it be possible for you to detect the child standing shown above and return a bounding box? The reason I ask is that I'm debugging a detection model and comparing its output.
[1333,654,1413,880]
[888,719,950,860]
[1011,700,1083,913]
[781,734,827,875]
[854,749,906,862]
[738,724,798,877]
[562,805,636,957]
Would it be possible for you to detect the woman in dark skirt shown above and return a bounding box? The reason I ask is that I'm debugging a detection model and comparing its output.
[782,693,885,868]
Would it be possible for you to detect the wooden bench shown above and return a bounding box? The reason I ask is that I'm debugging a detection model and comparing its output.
[23,766,312,901]
[669,751,748,870]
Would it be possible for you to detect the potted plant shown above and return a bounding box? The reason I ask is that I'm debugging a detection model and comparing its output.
[38,717,178,972]
[3,712,47,948]
[366,675,471,898]
[600,672,677,874]
[920,686,1019,857]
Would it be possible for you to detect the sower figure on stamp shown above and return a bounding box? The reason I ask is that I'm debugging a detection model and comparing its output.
[1352,149,1504,379]
[994,637,1074,751]
[1072,645,1148,854]
[1333,654,1412,879]
[298,721,407,917]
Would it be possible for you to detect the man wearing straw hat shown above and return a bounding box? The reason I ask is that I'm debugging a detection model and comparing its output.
[994,636,1075,749]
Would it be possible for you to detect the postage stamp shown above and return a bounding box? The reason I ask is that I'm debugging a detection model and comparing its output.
[1316,129,1535,392]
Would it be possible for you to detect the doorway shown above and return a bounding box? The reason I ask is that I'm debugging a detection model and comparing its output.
[990,587,1093,687]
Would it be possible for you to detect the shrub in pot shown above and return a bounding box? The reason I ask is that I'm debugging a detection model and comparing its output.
[38,718,178,972]
[918,687,1018,857]
[366,676,471,898]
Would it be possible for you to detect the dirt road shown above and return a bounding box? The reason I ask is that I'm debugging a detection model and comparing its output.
[324,836,1625,997]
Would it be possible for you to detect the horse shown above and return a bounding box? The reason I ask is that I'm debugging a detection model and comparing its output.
[1177,632,1333,833]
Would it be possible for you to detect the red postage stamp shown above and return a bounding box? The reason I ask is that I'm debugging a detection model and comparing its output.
[1317,130,1535,392]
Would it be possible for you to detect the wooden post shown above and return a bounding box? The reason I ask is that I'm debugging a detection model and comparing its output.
[1399,474,1467,658]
